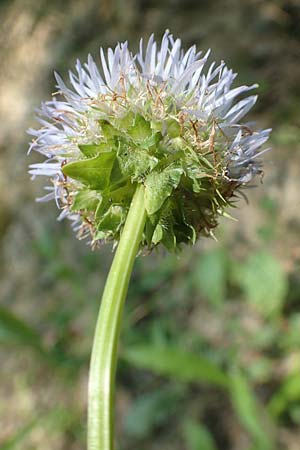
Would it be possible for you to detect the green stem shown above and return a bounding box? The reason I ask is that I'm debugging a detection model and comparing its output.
[88,183,147,450]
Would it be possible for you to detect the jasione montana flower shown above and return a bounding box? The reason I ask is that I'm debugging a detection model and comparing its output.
[29,31,270,250]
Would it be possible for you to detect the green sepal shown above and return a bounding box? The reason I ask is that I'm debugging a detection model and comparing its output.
[152,224,164,245]
[144,166,183,215]
[110,158,125,184]
[97,205,125,236]
[166,118,181,138]
[93,230,106,241]
[147,198,179,250]
[71,189,101,211]
[144,220,156,247]
[106,181,135,206]
[159,198,195,249]
[175,221,197,246]
[99,120,121,140]
[117,140,158,180]
[198,153,215,170]
[159,213,177,250]
[170,137,186,151]
[78,143,113,158]
[117,111,136,130]
[162,226,177,251]
[95,180,135,222]
[187,224,197,244]
[139,131,163,150]
[128,114,152,142]
[62,151,116,190]
[151,120,163,133]
[184,164,209,193]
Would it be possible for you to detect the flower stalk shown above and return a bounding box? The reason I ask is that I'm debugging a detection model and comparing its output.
[88,183,147,450]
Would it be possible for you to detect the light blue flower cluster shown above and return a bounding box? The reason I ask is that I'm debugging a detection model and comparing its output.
[28,31,270,249]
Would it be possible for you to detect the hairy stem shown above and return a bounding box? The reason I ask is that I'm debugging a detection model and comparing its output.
[88,183,147,450]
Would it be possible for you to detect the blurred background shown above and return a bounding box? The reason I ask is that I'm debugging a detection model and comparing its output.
[1,0,300,449]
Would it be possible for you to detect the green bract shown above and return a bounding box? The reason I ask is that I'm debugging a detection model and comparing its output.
[62,112,236,251]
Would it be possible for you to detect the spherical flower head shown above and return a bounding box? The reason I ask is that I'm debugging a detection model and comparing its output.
[28,31,271,251]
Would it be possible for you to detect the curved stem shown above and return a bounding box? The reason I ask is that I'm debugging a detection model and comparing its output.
[88,183,147,450]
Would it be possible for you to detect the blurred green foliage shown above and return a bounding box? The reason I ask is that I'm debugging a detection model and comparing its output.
[1,219,299,449]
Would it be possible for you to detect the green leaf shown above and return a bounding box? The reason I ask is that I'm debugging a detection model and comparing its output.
[128,113,152,142]
[122,345,229,388]
[193,248,227,306]
[232,251,288,317]
[145,166,183,215]
[62,151,116,190]
[183,420,218,450]
[230,371,273,450]
[71,189,100,211]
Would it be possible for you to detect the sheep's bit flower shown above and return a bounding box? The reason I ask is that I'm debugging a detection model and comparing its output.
[29,31,270,251]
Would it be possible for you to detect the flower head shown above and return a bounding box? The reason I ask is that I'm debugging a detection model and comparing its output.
[29,31,270,250]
